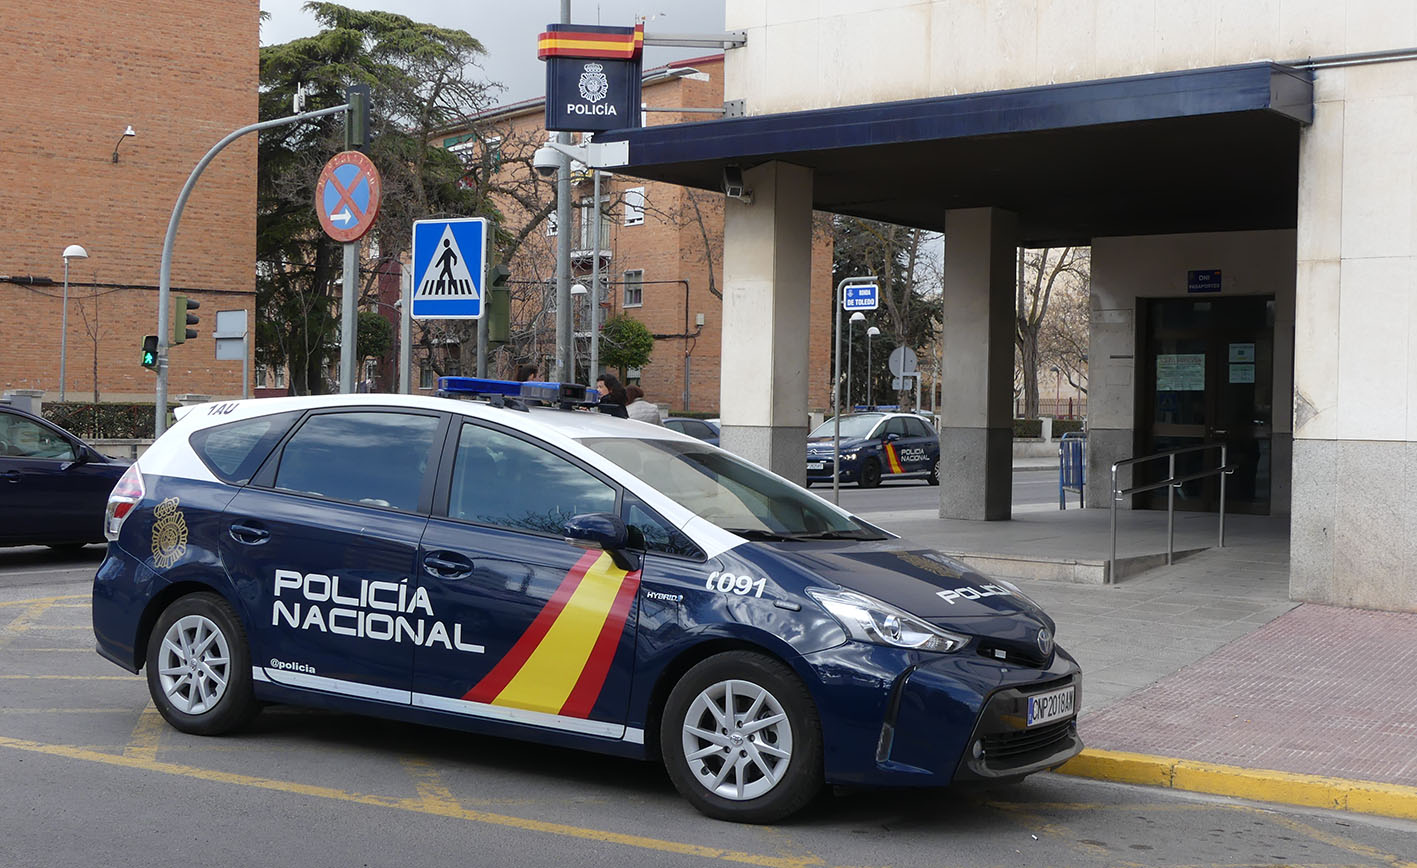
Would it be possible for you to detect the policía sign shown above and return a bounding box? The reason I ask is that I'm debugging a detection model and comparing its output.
[539,23,643,132]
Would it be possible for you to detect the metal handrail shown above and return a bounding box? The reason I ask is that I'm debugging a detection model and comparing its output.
[1109,443,1237,582]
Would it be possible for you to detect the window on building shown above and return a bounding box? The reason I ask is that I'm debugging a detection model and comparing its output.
[623,269,643,308]
[545,210,558,237]
[623,187,645,226]
[420,366,434,390]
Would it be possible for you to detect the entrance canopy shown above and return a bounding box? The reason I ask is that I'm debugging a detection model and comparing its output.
[597,63,1312,245]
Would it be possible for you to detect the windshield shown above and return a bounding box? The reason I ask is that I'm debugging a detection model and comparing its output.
[580,437,887,541]
[808,414,883,439]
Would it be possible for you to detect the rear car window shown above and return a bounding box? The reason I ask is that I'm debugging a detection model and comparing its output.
[272,411,440,512]
[188,411,302,484]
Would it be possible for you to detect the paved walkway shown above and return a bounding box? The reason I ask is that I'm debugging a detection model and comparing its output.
[850,479,1417,821]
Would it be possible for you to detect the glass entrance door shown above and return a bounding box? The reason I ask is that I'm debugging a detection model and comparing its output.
[1137,296,1274,515]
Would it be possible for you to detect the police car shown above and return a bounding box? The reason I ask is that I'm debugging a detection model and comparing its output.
[92,379,1080,823]
[806,412,941,488]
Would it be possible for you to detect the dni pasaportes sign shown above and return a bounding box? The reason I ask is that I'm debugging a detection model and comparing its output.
[539,23,643,133]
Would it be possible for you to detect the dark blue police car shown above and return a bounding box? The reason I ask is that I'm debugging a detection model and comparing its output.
[806,412,941,488]
[92,381,1079,822]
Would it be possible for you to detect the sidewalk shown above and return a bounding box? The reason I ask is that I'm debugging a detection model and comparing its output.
[851,470,1417,822]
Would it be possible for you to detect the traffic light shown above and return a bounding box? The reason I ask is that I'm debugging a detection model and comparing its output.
[346,84,370,150]
[172,295,200,345]
[141,335,158,370]
[486,264,511,347]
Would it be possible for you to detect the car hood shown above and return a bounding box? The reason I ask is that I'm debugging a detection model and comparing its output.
[806,436,870,452]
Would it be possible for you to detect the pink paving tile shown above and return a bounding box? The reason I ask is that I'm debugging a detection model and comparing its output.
[1078,604,1417,787]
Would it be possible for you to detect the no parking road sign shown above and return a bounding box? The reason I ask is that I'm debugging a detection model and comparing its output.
[411,217,488,319]
[316,151,382,242]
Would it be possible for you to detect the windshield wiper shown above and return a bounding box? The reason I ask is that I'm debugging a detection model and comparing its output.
[721,528,799,542]
[787,529,887,541]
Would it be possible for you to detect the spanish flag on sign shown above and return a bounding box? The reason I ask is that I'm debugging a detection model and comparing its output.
[537,23,645,61]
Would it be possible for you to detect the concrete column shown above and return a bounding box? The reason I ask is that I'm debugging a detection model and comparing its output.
[938,207,1017,520]
[719,161,814,484]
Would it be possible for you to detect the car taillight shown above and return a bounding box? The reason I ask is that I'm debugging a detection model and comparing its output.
[105,463,145,542]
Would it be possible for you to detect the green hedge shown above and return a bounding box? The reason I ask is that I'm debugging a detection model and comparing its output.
[1013,418,1086,438]
[43,403,173,440]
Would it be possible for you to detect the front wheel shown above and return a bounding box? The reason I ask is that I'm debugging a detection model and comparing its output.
[857,459,882,489]
[145,592,257,735]
[660,652,823,823]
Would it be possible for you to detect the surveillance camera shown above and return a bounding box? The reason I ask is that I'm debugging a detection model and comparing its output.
[533,145,562,178]
[722,165,752,204]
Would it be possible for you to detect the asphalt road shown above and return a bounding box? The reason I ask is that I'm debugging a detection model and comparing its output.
[4,546,1415,868]
[832,469,1060,516]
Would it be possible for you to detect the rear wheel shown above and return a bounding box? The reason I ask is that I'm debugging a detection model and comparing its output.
[660,652,823,823]
[145,593,257,735]
[927,456,940,486]
[858,459,882,488]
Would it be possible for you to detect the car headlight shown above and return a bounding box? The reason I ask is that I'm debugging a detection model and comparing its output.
[839,450,859,459]
[807,588,967,653]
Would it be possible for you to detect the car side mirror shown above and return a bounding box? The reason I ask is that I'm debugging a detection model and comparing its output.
[563,513,640,572]
[61,445,91,471]
[885,432,901,442]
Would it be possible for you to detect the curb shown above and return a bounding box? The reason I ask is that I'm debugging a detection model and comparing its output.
[1056,748,1417,822]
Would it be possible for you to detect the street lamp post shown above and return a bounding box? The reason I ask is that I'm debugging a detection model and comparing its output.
[848,311,865,411]
[866,326,880,408]
[59,244,89,403]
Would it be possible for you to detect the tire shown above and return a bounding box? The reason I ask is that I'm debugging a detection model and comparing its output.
[145,592,257,735]
[927,456,940,486]
[857,459,882,489]
[660,651,823,823]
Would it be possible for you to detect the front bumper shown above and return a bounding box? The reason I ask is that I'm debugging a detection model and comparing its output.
[797,642,1082,787]
[806,456,860,482]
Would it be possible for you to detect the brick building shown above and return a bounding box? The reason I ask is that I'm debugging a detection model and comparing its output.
[0,1,259,404]
[433,55,834,415]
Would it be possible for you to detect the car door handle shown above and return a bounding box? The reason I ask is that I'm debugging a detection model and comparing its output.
[2,470,20,483]
[423,551,474,580]
[228,522,270,545]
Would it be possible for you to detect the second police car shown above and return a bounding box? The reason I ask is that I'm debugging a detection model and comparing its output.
[92,380,1080,823]
[806,412,941,488]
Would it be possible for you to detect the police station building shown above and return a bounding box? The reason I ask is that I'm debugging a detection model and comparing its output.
[595,2,1417,612]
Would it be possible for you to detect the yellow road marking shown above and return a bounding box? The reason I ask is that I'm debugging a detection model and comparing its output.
[0,708,132,714]
[7,648,90,653]
[0,594,87,608]
[1265,812,1417,868]
[124,701,164,762]
[0,600,58,650]
[0,735,825,868]
[401,758,464,811]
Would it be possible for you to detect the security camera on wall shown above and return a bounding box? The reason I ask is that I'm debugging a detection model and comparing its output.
[533,145,562,177]
[722,165,753,204]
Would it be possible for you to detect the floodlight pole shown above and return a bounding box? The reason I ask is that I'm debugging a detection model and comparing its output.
[154,103,349,436]
[832,276,876,505]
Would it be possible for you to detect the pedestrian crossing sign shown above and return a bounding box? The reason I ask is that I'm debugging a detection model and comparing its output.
[411,217,489,319]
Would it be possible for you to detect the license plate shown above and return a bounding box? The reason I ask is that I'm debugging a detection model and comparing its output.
[807,462,825,470]
[1026,685,1075,726]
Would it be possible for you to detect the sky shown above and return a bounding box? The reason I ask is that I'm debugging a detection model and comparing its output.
[258,0,727,105]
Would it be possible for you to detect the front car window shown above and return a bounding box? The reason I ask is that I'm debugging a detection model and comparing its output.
[582,437,886,541]
[450,422,617,534]
[0,413,75,460]
[808,414,885,439]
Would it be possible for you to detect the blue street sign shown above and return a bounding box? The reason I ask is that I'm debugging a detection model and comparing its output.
[411,218,488,319]
[843,283,879,311]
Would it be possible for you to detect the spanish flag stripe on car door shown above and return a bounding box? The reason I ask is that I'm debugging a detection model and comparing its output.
[884,443,905,474]
[465,550,640,718]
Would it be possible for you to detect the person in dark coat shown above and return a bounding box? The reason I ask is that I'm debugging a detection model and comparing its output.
[595,373,629,418]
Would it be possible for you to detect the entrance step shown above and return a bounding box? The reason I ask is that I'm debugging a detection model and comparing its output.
[943,547,1208,585]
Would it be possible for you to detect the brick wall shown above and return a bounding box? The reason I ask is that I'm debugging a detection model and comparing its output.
[0,0,259,402]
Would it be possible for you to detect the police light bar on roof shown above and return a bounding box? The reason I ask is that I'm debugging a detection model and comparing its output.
[438,376,597,406]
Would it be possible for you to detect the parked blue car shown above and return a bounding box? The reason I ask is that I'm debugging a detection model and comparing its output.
[806,412,940,488]
[0,404,129,548]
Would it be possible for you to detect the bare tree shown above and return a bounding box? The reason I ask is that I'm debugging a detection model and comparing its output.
[1015,247,1088,418]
